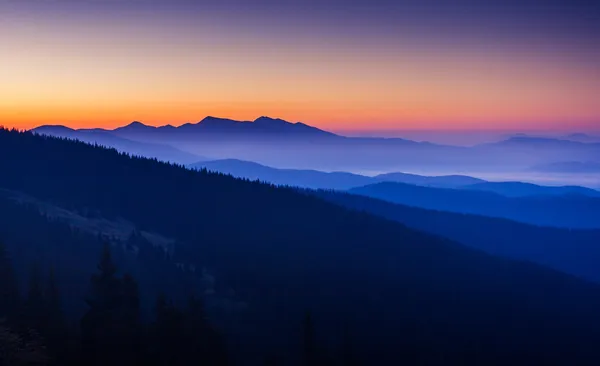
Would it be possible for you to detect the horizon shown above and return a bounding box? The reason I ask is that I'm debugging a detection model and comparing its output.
[20,115,600,146]
[2,0,599,132]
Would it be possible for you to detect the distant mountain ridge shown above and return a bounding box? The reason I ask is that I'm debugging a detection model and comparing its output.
[34,118,600,149]
[31,117,600,174]
[375,172,485,188]
[564,133,600,143]
[191,159,373,190]
[531,161,600,174]
[92,116,339,139]
[463,181,600,197]
[32,125,205,164]
[350,181,600,229]
[507,133,600,143]
[494,136,600,146]
[190,159,489,190]
[191,159,600,198]
[32,116,451,149]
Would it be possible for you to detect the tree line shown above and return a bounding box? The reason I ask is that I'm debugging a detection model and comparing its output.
[0,238,361,366]
[0,239,230,366]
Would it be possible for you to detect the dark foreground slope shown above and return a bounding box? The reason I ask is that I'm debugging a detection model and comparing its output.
[3,129,600,365]
[0,195,229,366]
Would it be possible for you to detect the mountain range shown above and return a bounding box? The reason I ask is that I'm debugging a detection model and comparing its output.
[507,132,600,143]
[191,159,600,228]
[349,181,600,229]
[32,116,600,175]
[190,159,485,190]
[191,159,600,198]
[463,181,600,197]
[564,133,600,143]
[33,125,206,164]
[531,161,600,174]
[87,116,338,141]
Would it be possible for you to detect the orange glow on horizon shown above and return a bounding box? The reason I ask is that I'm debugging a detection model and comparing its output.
[1,7,599,132]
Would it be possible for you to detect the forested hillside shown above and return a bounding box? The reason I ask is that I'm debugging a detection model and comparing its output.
[0,206,229,366]
[349,181,600,228]
[3,129,600,365]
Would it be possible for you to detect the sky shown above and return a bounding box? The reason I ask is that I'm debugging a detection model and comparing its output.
[1,0,599,132]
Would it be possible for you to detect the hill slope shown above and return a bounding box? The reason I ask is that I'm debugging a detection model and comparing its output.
[350,181,600,228]
[3,129,600,364]
[375,172,485,188]
[462,181,600,197]
[32,125,204,164]
[311,189,600,283]
[191,159,488,190]
[530,161,600,173]
[190,159,374,190]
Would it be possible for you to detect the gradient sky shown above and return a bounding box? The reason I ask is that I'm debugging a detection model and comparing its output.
[1,0,599,131]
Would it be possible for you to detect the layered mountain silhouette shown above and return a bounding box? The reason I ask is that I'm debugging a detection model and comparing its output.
[349,181,600,228]
[474,137,600,168]
[106,116,338,140]
[506,133,600,144]
[488,136,600,148]
[5,128,600,364]
[463,181,600,197]
[191,159,600,201]
[192,159,373,190]
[311,189,600,283]
[531,161,600,174]
[375,171,485,188]
[32,125,205,164]
[564,133,600,143]
[32,117,600,174]
[190,159,485,190]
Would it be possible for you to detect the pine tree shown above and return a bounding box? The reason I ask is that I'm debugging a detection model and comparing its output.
[152,293,186,366]
[303,311,316,366]
[263,354,283,366]
[341,324,361,366]
[43,266,68,365]
[120,274,140,323]
[118,273,143,364]
[24,262,45,332]
[80,243,122,366]
[44,267,64,336]
[0,240,19,321]
[184,295,228,366]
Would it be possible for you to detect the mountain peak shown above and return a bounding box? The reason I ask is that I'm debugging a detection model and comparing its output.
[253,116,292,125]
[102,115,338,137]
[503,136,569,144]
[567,133,591,138]
[201,116,227,122]
[252,116,338,137]
[32,125,75,133]
[198,116,247,126]
[115,121,153,131]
